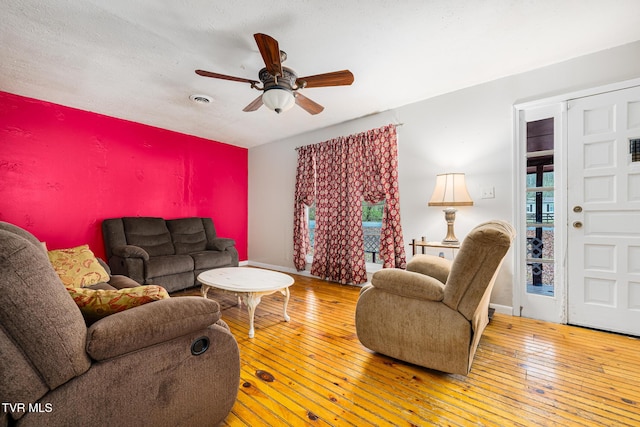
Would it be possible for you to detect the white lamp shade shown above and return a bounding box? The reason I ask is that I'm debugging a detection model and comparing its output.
[262,88,295,113]
[428,173,473,206]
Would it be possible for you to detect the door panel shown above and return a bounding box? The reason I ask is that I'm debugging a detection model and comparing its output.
[567,85,640,336]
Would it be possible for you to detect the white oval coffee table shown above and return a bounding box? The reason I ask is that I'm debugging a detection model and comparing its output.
[197,267,294,338]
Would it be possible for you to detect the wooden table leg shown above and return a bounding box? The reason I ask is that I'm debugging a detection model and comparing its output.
[281,287,291,322]
[243,292,261,339]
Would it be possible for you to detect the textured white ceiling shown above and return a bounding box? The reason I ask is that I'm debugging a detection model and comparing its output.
[2,0,640,148]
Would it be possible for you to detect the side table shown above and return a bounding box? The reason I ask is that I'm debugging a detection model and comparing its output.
[410,237,460,258]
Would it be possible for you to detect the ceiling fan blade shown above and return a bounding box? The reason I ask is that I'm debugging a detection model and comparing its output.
[195,69,259,85]
[254,33,283,77]
[242,95,264,112]
[295,92,324,115]
[296,70,354,88]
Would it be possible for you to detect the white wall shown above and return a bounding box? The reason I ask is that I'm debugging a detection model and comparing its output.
[248,40,640,310]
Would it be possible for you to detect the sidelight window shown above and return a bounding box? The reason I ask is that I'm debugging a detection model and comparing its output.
[526,118,556,296]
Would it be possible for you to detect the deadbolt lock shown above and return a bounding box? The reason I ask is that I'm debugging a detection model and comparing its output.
[573,221,583,228]
[573,206,583,213]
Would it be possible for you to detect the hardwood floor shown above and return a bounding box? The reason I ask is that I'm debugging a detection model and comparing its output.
[177,272,640,426]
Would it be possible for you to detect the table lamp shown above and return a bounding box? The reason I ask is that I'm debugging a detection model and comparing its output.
[428,173,473,245]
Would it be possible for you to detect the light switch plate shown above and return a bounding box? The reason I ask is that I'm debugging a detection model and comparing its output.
[481,186,495,199]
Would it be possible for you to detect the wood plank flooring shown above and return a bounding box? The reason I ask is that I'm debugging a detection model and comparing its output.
[176,271,640,426]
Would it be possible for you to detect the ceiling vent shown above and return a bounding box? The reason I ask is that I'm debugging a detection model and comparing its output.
[189,94,213,104]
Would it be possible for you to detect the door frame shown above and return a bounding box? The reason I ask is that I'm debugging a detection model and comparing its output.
[512,77,640,322]
[513,102,567,323]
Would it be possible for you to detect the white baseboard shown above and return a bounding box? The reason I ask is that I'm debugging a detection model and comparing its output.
[247,261,380,276]
[246,261,311,276]
[489,303,513,316]
[246,261,377,284]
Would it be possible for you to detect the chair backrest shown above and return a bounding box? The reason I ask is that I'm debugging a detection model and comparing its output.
[443,220,515,320]
[0,222,91,407]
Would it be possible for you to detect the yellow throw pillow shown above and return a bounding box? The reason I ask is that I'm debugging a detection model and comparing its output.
[48,244,110,287]
[66,285,169,324]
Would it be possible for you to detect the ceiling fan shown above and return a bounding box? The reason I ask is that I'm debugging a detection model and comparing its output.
[195,33,354,115]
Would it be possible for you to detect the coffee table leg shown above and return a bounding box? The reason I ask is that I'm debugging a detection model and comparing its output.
[201,285,209,299]
[244,293,261,339]
[281,287,291,322]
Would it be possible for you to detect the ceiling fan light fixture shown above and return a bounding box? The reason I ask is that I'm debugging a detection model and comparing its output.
[262,87,295,114]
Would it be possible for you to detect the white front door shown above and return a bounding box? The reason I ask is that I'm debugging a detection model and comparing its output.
[567,85,640,336]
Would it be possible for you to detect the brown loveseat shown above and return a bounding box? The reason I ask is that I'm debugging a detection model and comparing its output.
[0,221,240,426]
[355,220,514,375]
[102,217,238,293]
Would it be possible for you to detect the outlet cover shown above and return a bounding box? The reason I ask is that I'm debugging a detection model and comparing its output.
[481,186,495,199]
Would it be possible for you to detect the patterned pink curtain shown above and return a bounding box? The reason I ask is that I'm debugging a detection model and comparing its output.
[293,124,406,284]
[293,144,316,271]
[362,126,406,270]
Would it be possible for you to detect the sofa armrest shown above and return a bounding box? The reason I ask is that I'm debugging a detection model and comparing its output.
[86,297,220,361]
[371,268,445,301]
[208,237,236,251]
[111,244,149,261]
[406,254,452,284]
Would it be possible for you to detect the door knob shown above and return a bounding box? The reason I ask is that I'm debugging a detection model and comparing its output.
[573,221,583,228]
[573,206,583,213]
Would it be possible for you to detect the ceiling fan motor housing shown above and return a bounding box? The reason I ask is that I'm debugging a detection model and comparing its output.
[260,67,298,113]
[259,67,297,91]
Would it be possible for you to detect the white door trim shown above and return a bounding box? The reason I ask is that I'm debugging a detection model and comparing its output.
[515,77,640,111]
[512,103,567,323]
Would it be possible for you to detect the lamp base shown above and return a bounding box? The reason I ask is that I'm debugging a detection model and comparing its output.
[441,207,460,245]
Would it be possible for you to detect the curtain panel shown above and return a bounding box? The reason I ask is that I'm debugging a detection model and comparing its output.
[293,144,316,271]
[293,124,406,284]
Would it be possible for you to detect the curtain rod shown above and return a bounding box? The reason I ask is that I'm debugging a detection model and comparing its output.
[294,123,404,151]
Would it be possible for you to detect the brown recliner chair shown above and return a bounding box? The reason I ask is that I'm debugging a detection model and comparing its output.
[0,222,240,427]
[355,220,515,375]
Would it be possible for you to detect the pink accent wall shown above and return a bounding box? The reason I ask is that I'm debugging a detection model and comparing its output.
[0,91,248,261]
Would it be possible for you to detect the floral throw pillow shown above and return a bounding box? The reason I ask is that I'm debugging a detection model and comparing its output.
[48,244,110,287]
[66,285,169,324]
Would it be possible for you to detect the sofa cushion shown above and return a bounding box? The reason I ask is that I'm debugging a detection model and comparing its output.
[48,245,110,287]
[65,285,170,324]
[191,251,233,270]
[122,217,175,257]
[167,218,207,254]
[145,254,194,279]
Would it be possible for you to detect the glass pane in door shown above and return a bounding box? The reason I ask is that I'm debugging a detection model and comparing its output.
[525,118,555,296]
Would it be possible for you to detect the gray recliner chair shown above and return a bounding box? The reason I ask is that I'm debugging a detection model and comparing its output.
[355,220,515,375]
[0,221,240,426]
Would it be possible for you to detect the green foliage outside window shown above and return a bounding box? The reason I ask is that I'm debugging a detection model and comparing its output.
[307,201,384,222]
